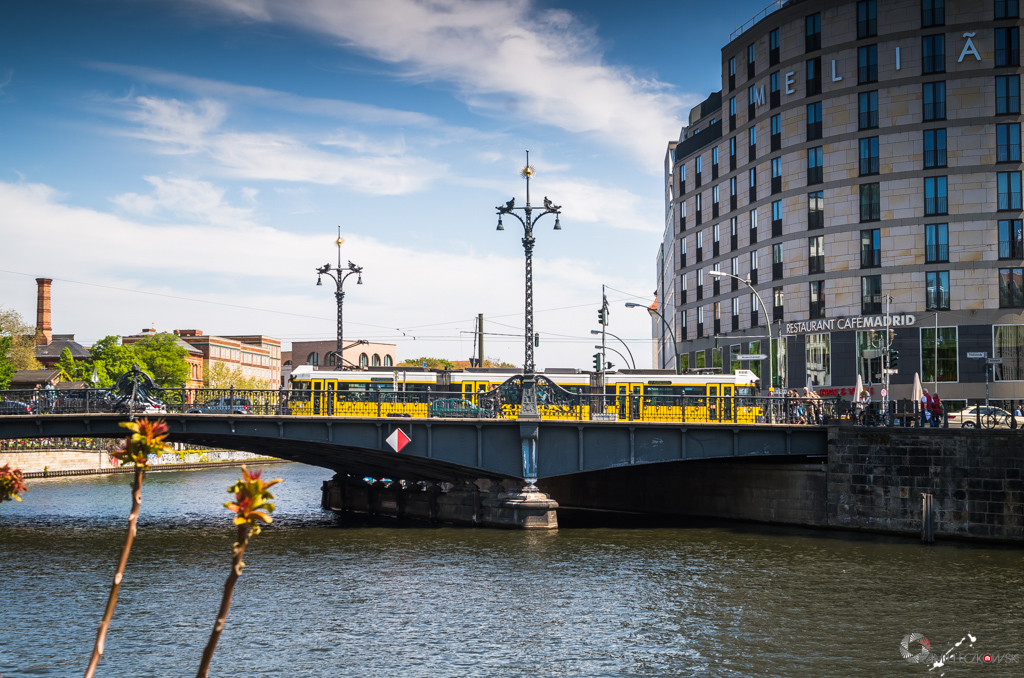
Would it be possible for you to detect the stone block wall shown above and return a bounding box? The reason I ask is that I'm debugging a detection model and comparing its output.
[827,428,1024,540]
[0,449,112,474]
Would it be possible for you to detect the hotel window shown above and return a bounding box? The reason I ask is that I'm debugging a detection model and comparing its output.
[856,330,884,384]
[922,0,944,26]
[772,200,783,236]
[925,223,949,263]
[996,0,1020,19]
[750,249,760,284]
[731,297,741,331]
[805,13,821,52]
[859,91,878,129]
[860,183,881,222]
[773,287,784,322]
[997,123,1021,162]
[993,325,1024,381]
[713,263,722,295]
[751,292,761,327]
[731,216,738,249]
[998,219,1023,258]
[806,57,821,96]
[770,71,781,108]
[996,75,1021,114]
[998,171,1022,210]
[731,256,740,285]
[923,82,946,120]
[772,243,784,280]
[999,267,1024,307]
[807,146,823,185]
[859,137,879,175]
[729,136,737,170]
[729,57,737,90]
[748,42,756,78]
[713,184,720,218]
[806,332,831,386]
[809,235,825,274]
[771,157,783,194]
[748,125,757,161]
[695,192,703,224]
[809,280,825,319]
[770,27,780,65]
[807,102,822,140]
[749,168,757,203]
[923,129,946,168]
[926,271,950,310]
[858,45,877,84]
[857,0,876,38]
[922,35,945,74]
[713,222,721,256]
[712,146,719,178]
[861,274,882,314]
[729,97,737,129]
[697,268,705,300]
[808,191,824,229]
[861,228,881,267]
[996,27,1020,67]
[696,229,704,261]
[771,113,781,151]
[924,176,947,215]
[921,327,958,382]
[750,208,759,244]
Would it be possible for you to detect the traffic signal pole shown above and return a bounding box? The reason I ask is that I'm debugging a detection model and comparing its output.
[601,285,608,373]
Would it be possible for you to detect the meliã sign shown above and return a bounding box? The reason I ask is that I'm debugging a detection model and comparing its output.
[786,314,916,335]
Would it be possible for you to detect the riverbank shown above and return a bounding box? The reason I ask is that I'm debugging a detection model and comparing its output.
[21,457,290,479]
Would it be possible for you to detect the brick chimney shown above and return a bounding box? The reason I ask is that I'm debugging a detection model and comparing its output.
[34,278,53,346]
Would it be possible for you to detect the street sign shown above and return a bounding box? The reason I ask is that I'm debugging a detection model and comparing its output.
[737,354,767,360]
[881,389,887,397]
[987,358,1004,365]
[385,428,411,453]
[967,352,988,359]
[884,369,899,375]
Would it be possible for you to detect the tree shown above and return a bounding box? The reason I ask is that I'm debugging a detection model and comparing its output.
[204,362,275,390]
[0,336,14,389]
[55,346,85,381]
[398,356,455,370]
[86,336,149,388]
[0,306,41,371]
[133,333,189,387]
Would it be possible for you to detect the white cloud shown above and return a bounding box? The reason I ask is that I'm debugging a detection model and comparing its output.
[198,0,694,167]
[0,69,12,94]
[121,95,441,195]
[0,179,657,367]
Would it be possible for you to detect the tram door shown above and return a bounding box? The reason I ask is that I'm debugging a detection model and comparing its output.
[461,381,489,405]
[719,385,733,422]
[312,379,324,416]
[616,383,643,420]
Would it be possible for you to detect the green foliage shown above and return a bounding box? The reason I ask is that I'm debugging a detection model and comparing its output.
[55,346,85,381]
[398,356,455,370]
[0,336,14,390]
[87,336,147,387]
[204,361,275,389]
[111,419,171,470]
[225,465,282,536]
[133,333,189,387]
[0,463,28,503]
[0,306,41,371]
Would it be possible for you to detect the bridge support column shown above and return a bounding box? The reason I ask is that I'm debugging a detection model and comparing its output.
[320,476,557,529]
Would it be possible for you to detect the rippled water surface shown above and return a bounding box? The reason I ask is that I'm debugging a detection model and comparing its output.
[1,462,1022,677]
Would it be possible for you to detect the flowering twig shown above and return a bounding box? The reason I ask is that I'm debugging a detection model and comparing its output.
[84,419,170,678]
[0,463,28,503]
[196,466,282,678]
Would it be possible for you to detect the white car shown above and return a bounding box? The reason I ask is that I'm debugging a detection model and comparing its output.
[946,406,1024,429]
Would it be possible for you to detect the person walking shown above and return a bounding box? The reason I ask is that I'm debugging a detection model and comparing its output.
[920,388,930,427]
[930,392,943,427]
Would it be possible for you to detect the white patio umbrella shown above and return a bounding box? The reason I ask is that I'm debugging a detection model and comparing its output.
[854,373,864,400]
[912,372,924,404]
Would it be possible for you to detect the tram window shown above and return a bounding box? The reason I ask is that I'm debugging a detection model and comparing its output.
[736,386,757,396]
[680,386,707,396]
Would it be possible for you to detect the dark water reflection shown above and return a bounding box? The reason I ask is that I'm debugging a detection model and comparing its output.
[1,463,1022,677]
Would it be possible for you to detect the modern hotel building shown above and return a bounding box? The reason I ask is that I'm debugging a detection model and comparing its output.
[659,0,1024,403]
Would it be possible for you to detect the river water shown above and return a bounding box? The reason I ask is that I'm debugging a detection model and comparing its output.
[1,462,1022,677]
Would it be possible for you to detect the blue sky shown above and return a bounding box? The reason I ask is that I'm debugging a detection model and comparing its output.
[0,0,767,369]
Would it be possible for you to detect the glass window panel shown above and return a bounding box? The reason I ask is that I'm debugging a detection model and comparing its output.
[994,325,1024,380]
[856,330,886,385]
[921,326,958,383]
[806,332,831,387]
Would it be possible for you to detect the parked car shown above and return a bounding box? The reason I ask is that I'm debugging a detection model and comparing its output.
[428,397,487,418]
[186,397,253,415]
[55,389,115,413]
[0,400,34,415]
[947,406,1024,429]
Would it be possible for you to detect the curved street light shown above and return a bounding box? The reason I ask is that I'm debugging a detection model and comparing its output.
[594,345,632,371]
[625,301,680,374]
[316,226,363,369]
[495,150,561,419]
[590,329,636,369]
[707,270,773,394]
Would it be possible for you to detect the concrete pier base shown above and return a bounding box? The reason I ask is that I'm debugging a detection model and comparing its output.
[321,475,558,529]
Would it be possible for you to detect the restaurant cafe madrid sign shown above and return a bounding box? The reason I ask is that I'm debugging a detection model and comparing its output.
[786,314,917,335]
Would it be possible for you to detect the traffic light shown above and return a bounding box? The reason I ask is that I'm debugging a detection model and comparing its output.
[890,348,899,368]
[593,353,602,371]
[605,361,614,370]
[534,332,540,347]
[598,307,607,325]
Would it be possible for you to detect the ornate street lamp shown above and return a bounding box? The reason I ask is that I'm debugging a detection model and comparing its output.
[495,150,562,419]
[625,301,680,374]
[316,226,363,369]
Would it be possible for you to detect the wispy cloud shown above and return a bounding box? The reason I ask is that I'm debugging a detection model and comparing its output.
[120,95,441,194]
[111,175,258,227]
[196,0,694,167]
[0,69,13,94]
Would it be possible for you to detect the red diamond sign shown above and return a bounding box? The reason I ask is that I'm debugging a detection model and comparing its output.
[385,428,411,453]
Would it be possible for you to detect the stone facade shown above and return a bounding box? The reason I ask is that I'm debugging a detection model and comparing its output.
[661,0,1024,404]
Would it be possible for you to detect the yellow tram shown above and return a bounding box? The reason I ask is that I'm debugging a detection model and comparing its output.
[287,366,762,423]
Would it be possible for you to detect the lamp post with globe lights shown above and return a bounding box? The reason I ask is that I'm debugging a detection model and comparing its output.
[316,226,363,369]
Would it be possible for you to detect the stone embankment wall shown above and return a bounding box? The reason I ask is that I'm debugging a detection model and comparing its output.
[0,449,114,474]
[827,427,1024,541]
